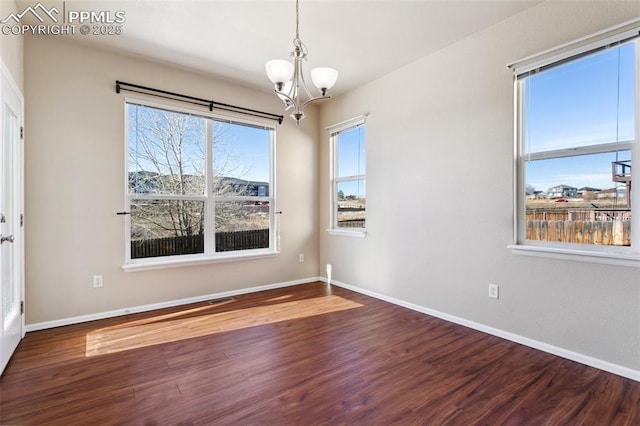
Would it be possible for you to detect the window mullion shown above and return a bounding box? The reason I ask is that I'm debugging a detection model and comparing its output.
[129,194,207,201]
[336,174,366,182]
[526,141,635,161]
[212,195,269,202]
[205,119,215,254]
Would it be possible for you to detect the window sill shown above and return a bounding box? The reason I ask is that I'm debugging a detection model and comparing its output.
[508,244,640,267]
[123,250,279,272]
[326,228,367,238]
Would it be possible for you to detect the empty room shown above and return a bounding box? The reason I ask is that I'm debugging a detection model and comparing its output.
[1,0,640,424]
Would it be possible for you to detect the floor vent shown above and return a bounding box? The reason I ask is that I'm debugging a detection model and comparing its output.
[208,297,234,305]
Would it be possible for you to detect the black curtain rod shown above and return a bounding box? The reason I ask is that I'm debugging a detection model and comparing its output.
[115,80,283,124]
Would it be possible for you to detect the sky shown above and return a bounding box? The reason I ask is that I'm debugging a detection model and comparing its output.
[212,121,271,183]
[523,41,636,193]
[336,125,366,198]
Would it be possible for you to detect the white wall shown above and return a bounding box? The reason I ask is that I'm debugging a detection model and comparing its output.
[24,36,320,324]
[319,1,640,372]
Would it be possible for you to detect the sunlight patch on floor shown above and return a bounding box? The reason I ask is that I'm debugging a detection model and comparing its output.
[85,295,362,356]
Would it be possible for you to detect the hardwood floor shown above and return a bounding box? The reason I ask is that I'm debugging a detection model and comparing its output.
[1,282,639,425]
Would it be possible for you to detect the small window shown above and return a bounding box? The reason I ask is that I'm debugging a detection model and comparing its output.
[329,118,366,233]
[126,102,275,264]
[513,33,638,257]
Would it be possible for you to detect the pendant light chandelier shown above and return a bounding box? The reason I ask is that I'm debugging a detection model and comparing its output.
[265,0,338,124]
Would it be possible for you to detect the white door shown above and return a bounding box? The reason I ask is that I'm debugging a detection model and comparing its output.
[0,63,24,376]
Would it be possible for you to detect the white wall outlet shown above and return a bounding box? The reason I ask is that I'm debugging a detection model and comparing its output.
[93,275,103,288]
[299,253,305,263]
[488,283,499,299]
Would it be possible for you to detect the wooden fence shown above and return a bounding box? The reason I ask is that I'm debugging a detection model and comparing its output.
[338,219,365,228]
[527,219,630,246]
[526,209,630,222]
[215,228,269,253]
[131,229,269,259]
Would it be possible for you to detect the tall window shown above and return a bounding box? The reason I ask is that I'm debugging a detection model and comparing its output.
[329,118,366,233]
[514,32,638,258]
[126,101,275,263]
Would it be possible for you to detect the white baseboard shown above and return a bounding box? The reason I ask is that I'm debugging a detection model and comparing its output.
[325,278,640,383]
[26,277,322,332]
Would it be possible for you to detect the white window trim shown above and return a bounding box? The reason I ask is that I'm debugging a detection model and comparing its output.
[123,250,278,272]
[326,228,367,238]
[327,115,368,236]
[508,18,640,75]
[123,98,278,270]
[509,24,640,266]
[508,244,640,268]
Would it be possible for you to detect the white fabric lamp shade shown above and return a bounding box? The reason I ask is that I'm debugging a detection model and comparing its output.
[265,60,294,84]
[311,67,338,90]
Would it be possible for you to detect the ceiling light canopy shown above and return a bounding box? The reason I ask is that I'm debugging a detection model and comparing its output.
[265,0,338,124]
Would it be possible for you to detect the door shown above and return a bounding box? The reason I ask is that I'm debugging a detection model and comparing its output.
[0,63,24,376]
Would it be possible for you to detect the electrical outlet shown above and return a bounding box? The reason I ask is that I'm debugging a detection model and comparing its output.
[299,253,304,263]
[488,283,499,299]
[93,275,103,288]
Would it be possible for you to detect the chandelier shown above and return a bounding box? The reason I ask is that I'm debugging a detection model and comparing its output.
[265,0,338,124]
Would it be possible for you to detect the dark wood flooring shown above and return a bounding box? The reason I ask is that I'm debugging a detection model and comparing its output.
[1,282,639,425]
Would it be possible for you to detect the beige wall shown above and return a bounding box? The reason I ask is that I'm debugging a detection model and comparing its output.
[319,1,640,372]
[24,36,320,324]
[0,0,23,90]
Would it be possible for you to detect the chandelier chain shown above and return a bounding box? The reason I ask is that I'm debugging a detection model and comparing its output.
[295,0,300,41]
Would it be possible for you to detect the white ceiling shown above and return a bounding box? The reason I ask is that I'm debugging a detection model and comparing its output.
[17,0,542,95]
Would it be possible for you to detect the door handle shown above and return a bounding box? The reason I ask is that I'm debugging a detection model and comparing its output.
[0,234,14,244]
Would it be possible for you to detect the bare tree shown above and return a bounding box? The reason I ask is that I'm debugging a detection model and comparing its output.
[129,106,206,241]
[525,184,536,196]
[128,105,269,247]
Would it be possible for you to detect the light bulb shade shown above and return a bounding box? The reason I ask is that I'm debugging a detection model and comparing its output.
[311,67,338,91]
[265,60,294,85]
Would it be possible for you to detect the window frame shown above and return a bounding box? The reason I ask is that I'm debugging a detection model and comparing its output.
[327,115,367,237]
[123,98,278,271]
[509,24,640,266]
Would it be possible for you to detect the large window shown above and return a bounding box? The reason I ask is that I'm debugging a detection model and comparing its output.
[329,118,366,233]
[126,101,275,264]
[514,31,639,260]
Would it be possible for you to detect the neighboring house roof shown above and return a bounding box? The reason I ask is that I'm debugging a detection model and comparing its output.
[598,188,619,194]
[549,184,577,190]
